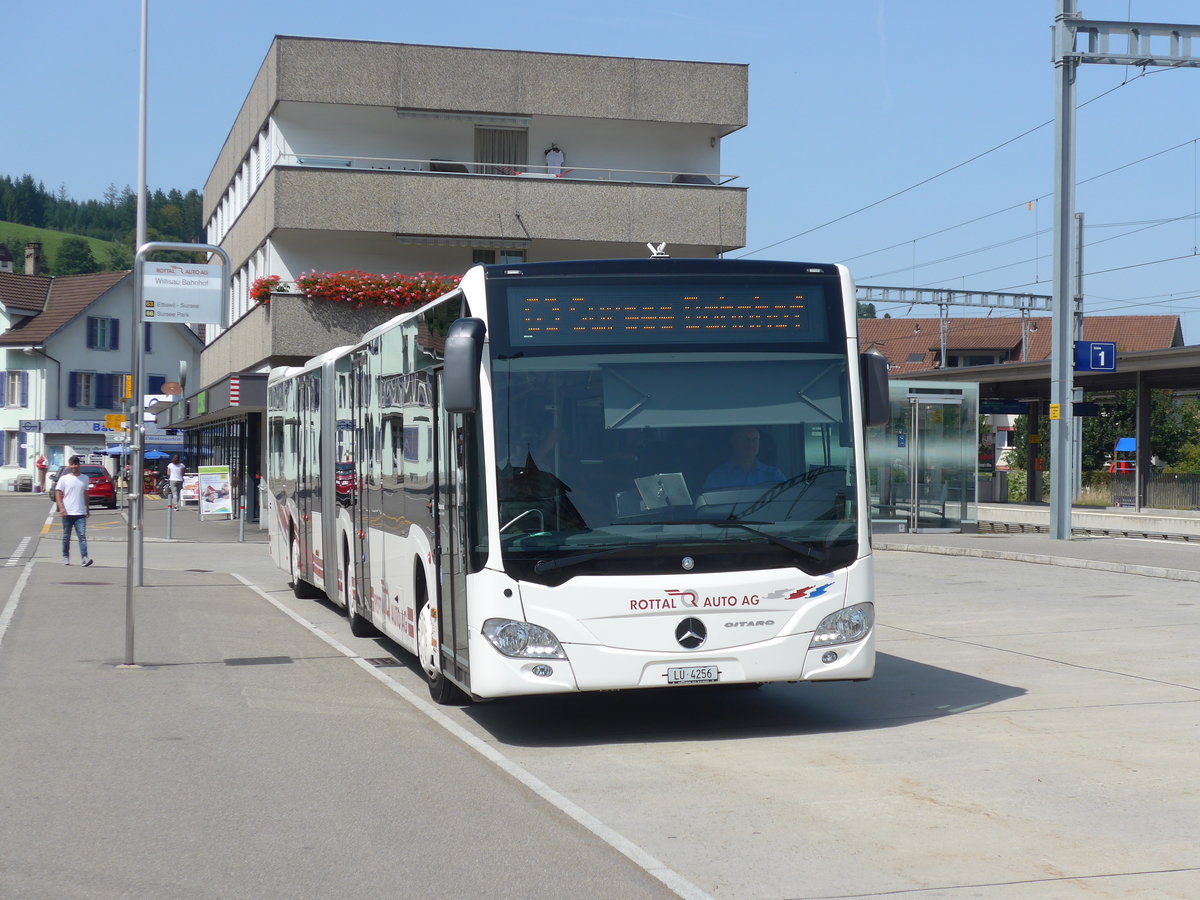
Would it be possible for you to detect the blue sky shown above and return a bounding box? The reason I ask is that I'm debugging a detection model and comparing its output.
[6,1,1200,338]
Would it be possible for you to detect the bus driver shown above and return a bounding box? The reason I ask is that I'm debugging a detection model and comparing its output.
[703,426,784,491]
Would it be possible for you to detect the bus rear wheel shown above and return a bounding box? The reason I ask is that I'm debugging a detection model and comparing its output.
[416,598,469,706]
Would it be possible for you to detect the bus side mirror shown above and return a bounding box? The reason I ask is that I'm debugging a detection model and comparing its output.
[860,351,889,427]
[443,317,486,413]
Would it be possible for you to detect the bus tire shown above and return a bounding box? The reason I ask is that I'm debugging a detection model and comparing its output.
[343,541,376,638]
[290,534,322,600]
[416,585,469,706]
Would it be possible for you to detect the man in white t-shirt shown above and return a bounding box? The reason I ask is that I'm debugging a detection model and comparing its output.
[55,456,93,567]
[167,454,185,508]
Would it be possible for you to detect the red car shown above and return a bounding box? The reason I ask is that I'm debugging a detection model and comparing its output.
[335,461,356,506]
[50,464,118,509]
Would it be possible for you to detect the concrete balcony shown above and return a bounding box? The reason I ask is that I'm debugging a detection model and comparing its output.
[199,293,402,384]
[218,165,746,272]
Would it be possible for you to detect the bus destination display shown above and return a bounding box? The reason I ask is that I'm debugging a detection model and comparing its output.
[507,284,828,346]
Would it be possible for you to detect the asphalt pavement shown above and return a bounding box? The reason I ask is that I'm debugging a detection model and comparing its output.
[2,493,1199,898]
[0,496,683,900]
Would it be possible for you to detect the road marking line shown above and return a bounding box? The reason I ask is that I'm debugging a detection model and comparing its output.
[0,560,35,653]
[232,571,712,900]
[5,536,31,566]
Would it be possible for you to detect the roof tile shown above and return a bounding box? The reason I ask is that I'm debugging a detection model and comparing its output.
[0,271,130,345]
[859,314,1181,374]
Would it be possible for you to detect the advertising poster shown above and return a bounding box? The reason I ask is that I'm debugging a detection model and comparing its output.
[198,465,233,518]
[182,473,200,505]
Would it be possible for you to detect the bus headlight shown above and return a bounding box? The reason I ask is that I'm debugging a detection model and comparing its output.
[809,603,874,648]
[483,618,567,659]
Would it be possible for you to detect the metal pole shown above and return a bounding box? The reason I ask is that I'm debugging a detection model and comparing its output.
[938,303,948,368]
[125,0,149,665]
[1050,0,1078,539]
[1072,212,1085,500]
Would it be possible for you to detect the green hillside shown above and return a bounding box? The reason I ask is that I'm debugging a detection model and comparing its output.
[0,221,124,274]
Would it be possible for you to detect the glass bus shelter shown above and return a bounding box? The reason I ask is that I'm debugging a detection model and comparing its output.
[868,381,978,534]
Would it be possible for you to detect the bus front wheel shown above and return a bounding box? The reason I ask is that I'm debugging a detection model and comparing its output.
[290,535,322,600]
[416,597,469,706]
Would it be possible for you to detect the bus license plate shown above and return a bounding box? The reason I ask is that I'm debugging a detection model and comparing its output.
[667,665,719,685]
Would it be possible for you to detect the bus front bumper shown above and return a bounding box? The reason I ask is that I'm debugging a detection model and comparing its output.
[467,628,875,699]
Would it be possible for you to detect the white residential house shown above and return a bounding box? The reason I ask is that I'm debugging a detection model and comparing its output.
[0,244,204,490]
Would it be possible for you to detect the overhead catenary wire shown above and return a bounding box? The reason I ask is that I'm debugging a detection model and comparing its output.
[738,69,1167,260]
[857,140,1200,282]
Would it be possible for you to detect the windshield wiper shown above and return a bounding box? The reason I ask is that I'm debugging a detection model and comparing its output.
[638,519,831,575]
[735,466,844,518]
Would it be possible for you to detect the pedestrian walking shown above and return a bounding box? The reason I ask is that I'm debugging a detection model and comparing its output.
[56,455,93,567]
[167,454,185,508]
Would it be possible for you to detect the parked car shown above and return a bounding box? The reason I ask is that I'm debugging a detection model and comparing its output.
[49,464,118,509]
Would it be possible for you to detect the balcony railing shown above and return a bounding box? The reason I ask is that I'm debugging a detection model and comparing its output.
[275,153,737,186]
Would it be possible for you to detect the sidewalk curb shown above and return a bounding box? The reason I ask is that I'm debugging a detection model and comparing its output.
[874,540,1200,584]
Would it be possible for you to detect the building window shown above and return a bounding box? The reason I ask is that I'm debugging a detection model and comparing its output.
[2,371,29,408]
[474,126,528,175]
[73,373,95,408]
[472,249,527,265]
[87,316,120,351]
[3,431,21,467]
[69,372,122,409]
[948,353,1000,368]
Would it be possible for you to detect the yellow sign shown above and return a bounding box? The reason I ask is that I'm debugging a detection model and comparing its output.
[105,414,128,430]
[1029,434,1040,444]
[1049,404,1061,420]
[124,375,133,399]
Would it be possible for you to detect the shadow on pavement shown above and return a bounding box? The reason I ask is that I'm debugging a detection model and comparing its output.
[455,652,1026,748]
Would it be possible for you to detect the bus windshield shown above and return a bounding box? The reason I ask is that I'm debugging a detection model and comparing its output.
[490,349,859,584]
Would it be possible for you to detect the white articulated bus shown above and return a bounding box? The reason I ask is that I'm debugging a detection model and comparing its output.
[267,258,889,704]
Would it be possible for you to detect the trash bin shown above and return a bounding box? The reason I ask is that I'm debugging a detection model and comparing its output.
[992,470,1008,503]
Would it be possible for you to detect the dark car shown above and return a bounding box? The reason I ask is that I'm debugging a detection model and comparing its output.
[49,464,118,509]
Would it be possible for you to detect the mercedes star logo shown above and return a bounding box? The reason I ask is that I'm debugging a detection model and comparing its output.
[675,617,707,649]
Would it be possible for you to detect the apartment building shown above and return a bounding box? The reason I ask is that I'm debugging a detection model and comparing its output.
[203,38,747,361]
[161,37,749,518]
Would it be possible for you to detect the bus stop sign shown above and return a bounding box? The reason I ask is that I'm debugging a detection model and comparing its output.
[1074,341,1116,372]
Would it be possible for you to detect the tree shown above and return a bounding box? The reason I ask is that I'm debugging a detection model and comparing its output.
[105,243,133,270]
[55,237,101,275]
[1081,391,1200,471]
[857,302,877,318]
[1007,391,1200,472]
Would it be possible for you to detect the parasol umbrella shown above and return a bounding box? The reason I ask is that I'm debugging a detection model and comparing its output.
[144,450,171,460]
[102,446,132,456]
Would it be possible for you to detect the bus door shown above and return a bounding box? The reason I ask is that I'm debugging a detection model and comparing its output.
[295,374,318,585]
[350,350,373,611]
[433,372,470,691]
